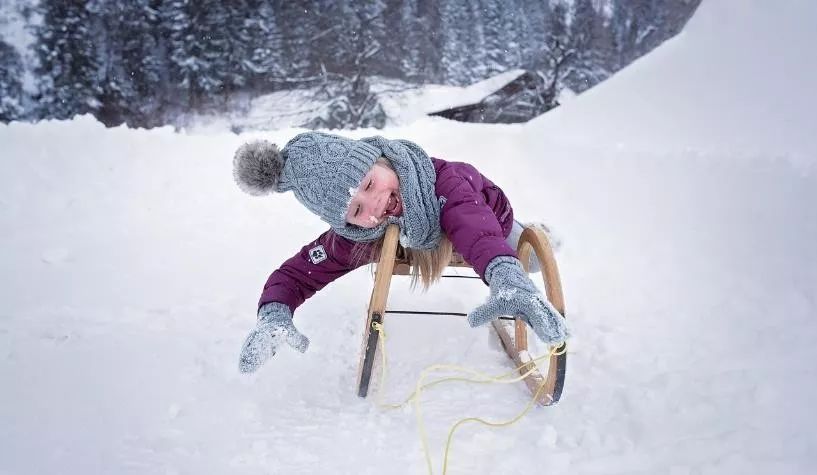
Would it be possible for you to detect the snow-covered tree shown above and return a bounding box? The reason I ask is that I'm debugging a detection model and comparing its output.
[609,0,691,70]
[226,0,285,92]
[161,0,232,111]
[385,0,441,82]
[34,0,102,120]
[566,0,612,92]
[538,1,575,97]
[478,0,505,79]
[19,0,702,127]
[437,0,474,85]
[90,0,165,126]
[303,1,388,129]
[0,39,24,121]
[516,1,549,69]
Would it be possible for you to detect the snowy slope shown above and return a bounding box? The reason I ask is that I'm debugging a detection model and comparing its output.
[2,1,817,474]
[531,0,817,160]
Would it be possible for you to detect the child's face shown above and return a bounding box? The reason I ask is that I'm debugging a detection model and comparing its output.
[345,161,402,228]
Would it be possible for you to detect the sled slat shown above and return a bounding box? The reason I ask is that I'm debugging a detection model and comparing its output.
[491,320,551,405]
[356,225,400,396]
[358,224,567,406]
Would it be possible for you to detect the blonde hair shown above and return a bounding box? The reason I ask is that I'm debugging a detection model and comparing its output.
[352,234,453,290]
[403,235,454,289]
[350,158,453,289]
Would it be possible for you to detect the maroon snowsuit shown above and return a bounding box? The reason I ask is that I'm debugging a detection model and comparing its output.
[258,157,517,312]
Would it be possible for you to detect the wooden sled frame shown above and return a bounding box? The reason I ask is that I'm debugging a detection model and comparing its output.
[356,224,567,406]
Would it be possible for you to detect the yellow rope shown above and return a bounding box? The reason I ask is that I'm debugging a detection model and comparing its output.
[371,321,565,475]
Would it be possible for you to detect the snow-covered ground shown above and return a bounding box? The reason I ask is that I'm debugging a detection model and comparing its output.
[2,1,816,474]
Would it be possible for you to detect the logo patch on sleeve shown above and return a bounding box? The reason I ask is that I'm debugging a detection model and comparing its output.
[308,244,328,264]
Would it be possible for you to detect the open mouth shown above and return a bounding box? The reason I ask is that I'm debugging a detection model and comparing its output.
[383,192,402,217]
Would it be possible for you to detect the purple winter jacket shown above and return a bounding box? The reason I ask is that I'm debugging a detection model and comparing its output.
[258,157,517,312]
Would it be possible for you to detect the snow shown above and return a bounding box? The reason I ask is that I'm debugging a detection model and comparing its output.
[531,0,817,161]
[187,70,527,133]
[373,69,528,123]
[0,0,40,93]
[2,1,817,474]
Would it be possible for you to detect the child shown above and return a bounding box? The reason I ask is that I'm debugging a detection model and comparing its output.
[233,132,569,373]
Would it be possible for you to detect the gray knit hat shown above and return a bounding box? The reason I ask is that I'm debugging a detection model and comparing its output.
[233,132,381,230]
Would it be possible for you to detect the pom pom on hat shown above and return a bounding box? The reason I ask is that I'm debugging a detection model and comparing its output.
[232,140,286,195]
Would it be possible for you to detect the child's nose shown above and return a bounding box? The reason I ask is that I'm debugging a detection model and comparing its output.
[366,200,379,218]
[366,197,383,220]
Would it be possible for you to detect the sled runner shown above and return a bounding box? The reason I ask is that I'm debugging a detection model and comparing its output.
[356,224,567,406]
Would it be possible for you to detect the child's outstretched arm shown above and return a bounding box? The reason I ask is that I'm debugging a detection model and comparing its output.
[257,230,365,312]
[436,163,568,345]
[239,230,370,373]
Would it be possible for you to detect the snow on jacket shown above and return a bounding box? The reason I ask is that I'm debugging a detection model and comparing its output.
[258,157,517,312]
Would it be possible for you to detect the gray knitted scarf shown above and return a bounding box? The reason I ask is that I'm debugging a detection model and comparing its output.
[334,136,442,250]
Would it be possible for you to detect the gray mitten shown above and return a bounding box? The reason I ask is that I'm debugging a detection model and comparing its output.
[238,302,310,373]
[468,256,569,346]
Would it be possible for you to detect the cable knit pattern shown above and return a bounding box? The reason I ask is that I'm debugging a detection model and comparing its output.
[246,131,442,249]
[278,131,381,233]
[359,136,442,249]
[238,302,310,373]
[468,256,569,345]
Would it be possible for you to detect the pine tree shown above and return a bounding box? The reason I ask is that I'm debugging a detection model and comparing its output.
[536,1,574,104]
[479,0,504,79]
[91,0,165,126]
[380,0,410,80]
[0,39,24,121]
[497,0,528,75]
[34,0,102,120]
[610,0,672,68]
[630,0,667,54]
[303,0,388,129]
[517,0,548,69]
[567,0,609,93]
[271,0,321,83]
[392,0,442,82]
[608,2,630,69]
[21,0,701,127]
[437,0,473,85]
[161,0,232,112]
[226,0,285,93]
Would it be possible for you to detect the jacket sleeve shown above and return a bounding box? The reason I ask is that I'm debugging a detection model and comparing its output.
[437,164,518,282]
[258,230,372,312]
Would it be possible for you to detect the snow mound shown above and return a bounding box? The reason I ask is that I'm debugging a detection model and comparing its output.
[531,0,817,161]
[2,1,817,474]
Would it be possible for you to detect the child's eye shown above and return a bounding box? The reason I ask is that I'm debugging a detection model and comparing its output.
[354,204,361,217]
[366,180,373,191]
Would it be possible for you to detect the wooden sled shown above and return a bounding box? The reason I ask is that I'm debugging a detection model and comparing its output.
[356,224,567,406]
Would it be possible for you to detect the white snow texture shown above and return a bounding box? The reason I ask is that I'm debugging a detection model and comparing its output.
[1,1,816,474]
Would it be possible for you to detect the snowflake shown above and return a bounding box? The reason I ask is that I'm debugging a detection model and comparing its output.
[496,288,518,300]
